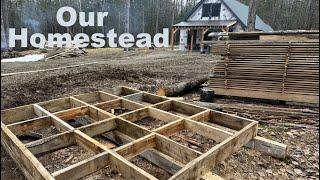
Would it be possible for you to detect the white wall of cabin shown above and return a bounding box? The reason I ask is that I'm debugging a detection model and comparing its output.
[179,29,189,51]
[188,0,236,21]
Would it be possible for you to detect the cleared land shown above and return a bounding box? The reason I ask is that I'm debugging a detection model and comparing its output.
[1,49,319,179]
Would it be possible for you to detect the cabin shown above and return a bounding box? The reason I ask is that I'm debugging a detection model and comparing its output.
[171,0,273,52]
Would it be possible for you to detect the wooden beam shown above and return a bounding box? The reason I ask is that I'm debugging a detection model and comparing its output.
[108,152,158,180]
[201,172,225,180]
[74,130,106,154]
[1,122,54,180]
[246,136,288,159]
[191,111,288,159]
[138,149,183,175]
[107,130,184,175]
[115,134,156,159]
[26,132,76,155]
[200,28,210,52]
[171,28,178,50]
[78,118,117,137]
[209,88,319,104]
[155,134,202,164]
[154,120,185,136]
[115,118,152,139]
[170,122,258,179]
[184,119,231,143]
[52,152,110,180]
[7,116,52,136]
[1,105,41,125]
[33,104,74,132]
[191,110,254,131]
[190,31,194,53]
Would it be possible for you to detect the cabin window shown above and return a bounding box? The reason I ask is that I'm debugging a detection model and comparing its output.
[202,3,221,18]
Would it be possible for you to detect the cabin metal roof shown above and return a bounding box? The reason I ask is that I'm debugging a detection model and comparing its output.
[173,20,237,28]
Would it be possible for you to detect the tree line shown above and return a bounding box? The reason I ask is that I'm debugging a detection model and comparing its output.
[240,0,319,30]
[1,0,319,50]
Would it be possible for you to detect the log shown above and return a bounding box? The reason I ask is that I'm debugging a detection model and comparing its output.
[190,101,223,111]
[259,120,319,130]
[157,77,208,97]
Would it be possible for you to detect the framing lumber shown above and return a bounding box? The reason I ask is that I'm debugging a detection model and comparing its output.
[211,88,319,104]
[191,110,288,159]
[1,122,54,180]
[1,86,288,180]
[25,132,76,155]
[52,152,110,180]
[154,134,202,164]
[210,40,319,105]
[106,130,184,175]
[169,122,258,179]
[246,136,288,159]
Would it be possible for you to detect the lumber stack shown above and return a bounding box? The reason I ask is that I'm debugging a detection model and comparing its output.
[209,40,319,104]
[211,42,228,55]
[41,42,86,60]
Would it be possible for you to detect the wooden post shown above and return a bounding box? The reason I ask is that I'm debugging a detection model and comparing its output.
[200,28,209,53]
[171,28,178,51]
[190,30,194,53]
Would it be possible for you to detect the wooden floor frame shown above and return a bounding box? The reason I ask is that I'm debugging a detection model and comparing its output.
[1,86,288,180]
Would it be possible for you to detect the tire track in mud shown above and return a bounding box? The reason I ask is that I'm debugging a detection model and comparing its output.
[1,65,161,109]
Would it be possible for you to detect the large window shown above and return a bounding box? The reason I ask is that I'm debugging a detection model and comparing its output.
[202,3,221,18]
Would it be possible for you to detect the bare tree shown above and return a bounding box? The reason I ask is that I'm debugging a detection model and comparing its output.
[171,0,176,27]
[79,0,84,33]
[247,0,257,31]
[142,5,145,33]
[305,0,315,29]
[1,0,9,51]
[155,0,160,33]
[124,0,130,33]
[1,10,8,51]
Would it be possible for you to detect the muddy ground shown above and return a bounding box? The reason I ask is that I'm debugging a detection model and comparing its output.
[1,49,319,179]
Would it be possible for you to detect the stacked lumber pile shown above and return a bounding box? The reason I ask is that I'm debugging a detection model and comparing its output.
[211,42,228,55]
[209,40,319,104]
[41,42,86,60]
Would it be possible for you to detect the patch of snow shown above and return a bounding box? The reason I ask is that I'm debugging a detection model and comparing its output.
[1,54,45,63]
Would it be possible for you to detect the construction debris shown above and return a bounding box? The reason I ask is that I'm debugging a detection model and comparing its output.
[41,42,87,60]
